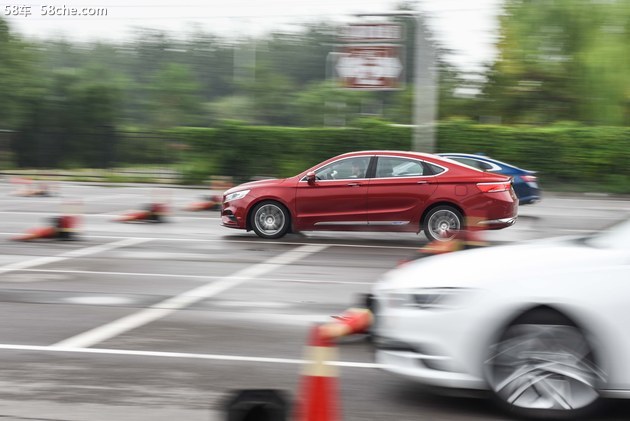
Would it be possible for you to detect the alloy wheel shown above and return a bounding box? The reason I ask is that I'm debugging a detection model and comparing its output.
[486,323,603,414]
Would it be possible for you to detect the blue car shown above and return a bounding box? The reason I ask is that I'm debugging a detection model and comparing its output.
[438,153,541,205]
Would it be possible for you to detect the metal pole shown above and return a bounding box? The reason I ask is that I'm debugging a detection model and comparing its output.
[412,14,437,153]
[355,11,437,153]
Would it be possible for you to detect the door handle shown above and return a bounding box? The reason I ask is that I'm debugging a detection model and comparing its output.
[416,180,430,184]
[346,182,362,187]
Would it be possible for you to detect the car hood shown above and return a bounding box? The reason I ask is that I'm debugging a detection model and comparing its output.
[374,236,626,292]
[224,178,287,195]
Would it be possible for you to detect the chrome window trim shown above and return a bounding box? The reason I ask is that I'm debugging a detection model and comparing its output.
[367,221,410,226]
[314,221,370,226]
[440,154,503,172]
[371,155,448,180]
[298,154,449,182]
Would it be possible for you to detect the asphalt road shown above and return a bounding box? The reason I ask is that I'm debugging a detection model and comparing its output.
[0,180,629,421]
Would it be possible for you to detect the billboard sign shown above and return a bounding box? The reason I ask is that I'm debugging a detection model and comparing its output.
[335,45,403,90]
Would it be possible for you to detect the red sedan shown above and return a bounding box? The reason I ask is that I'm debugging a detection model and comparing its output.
[221,151,518,241]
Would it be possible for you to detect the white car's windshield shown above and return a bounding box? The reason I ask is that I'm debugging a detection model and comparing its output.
[585,218,630,249]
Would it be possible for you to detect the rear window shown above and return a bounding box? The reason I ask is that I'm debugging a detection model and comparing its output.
[426,163,446,175]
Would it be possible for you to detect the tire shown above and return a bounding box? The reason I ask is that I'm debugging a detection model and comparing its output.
[423,205,463,242]
[484,309,604,419]
[250,201,290,239]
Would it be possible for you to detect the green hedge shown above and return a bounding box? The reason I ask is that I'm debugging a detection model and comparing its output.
[173,119,630,193]
[174,119,411,183]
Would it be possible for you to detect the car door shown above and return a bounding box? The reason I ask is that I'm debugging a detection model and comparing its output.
[294,156,372,229]
[367,156,438,228]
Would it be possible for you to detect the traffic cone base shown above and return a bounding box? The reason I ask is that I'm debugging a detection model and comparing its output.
[11,226,57,241]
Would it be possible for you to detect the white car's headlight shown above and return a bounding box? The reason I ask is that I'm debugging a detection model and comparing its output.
[387,287,475,310]
[225,190,250,201]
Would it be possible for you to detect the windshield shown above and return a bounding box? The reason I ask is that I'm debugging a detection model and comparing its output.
[584,218,630,249]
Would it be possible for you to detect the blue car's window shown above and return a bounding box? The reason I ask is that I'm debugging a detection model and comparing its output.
[449,157,488,171]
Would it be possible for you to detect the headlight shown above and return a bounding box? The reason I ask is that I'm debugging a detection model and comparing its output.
[386,287,475,310]
[225,190,250,201]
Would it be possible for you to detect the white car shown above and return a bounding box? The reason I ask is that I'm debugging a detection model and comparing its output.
[372,218,630,419]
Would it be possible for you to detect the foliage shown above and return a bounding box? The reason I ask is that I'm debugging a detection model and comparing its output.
[479,0,630,125]
[0,18,42,129]
[149,63,204,128]
[173,118,411,183]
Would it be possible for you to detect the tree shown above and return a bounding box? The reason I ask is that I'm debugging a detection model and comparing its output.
[480,0,630,125]
[0,18,41,129]
[149,63,204,128]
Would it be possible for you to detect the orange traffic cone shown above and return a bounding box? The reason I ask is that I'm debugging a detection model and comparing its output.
[323,308,373,339]
[294,325,341,421]
[11,177,34,196]
[462,211,489,249]
[419,238,464,255]
[184,195,221,211]
[11,214,80,241]
[114,203,168,223]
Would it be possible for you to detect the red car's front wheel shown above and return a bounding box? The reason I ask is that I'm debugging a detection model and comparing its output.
[250,201,290,239]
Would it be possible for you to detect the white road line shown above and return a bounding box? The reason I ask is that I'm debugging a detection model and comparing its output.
[10,268,374,285]
[0,238,149,275]
[0,232,420,249]
[0,344,381,369]
[0,194,132,203]
[52,244,329,349]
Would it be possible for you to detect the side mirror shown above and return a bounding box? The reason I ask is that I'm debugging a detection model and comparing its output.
[306,171,316,184]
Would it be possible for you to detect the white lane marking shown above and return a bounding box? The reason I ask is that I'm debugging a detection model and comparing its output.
[65,296,136,306]
[0,211,221,221]
[52,244,329,349]
[0,211,219,218]
[0,232,420,249]
[0,238,149,275]
[0,194,131,203]
[0,344,381,368]
[214,300,292,308]
[10,268,374,285]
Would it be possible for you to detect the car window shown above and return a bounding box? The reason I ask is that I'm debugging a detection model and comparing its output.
[376,157,426,178]
[426,163,446,175]
[314,156,370,180]
[448,157,486,171]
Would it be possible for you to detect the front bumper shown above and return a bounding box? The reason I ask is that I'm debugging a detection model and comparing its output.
[372,292,489,391]
[221,196,256,230]
[376,346,485,390]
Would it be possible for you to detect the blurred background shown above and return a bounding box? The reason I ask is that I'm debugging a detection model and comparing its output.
[1,0,629,190]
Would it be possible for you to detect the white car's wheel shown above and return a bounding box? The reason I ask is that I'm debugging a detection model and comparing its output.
[250,201,290,239]
[485,310,604,419]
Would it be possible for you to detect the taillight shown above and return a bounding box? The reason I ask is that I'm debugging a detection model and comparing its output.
[477,181,511,193]
[521,175,537,183]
